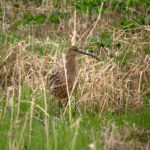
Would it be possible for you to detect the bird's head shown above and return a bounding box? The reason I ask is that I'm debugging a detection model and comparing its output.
[68,46,80,57]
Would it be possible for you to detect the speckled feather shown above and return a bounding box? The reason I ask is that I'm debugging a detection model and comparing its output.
[47,46,78,101]
[47,68,67,99]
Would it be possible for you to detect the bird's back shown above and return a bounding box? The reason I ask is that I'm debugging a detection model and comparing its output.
[47,67,67,99]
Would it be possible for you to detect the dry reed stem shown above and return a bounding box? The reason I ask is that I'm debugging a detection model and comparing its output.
[70,118,81,150]
[8,89,15,150]
[16,113,29,150]
[29,92,36,143]
[84,2,104,46]
[62,55,72,121]
[40,71,50,150]
[52,121,58,150]
[71,9,77,46]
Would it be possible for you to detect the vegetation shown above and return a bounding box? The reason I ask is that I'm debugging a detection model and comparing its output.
[0,0,150,150]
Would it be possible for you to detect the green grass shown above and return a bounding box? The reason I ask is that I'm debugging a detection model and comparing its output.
[0,99,149,150]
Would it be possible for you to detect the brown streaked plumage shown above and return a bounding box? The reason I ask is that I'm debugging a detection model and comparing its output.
[47,46,100,104]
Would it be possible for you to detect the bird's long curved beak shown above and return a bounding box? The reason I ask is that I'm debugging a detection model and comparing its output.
[75,49,101,61]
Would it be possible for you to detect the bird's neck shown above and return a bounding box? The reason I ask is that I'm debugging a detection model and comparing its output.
[65,53,76,77]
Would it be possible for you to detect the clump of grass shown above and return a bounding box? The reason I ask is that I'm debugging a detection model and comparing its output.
[0,41,53,92]
[77,54,150,113]
[101,122,150,150]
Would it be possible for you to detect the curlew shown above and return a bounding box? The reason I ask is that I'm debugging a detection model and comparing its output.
[47,46,100,106]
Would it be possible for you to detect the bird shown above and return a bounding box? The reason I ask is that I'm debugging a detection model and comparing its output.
[47,46,100,106]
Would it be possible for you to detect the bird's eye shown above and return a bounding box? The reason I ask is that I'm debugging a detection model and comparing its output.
[74,48,78,51]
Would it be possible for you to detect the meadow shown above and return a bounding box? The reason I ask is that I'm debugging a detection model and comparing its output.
[0,0,150,150]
